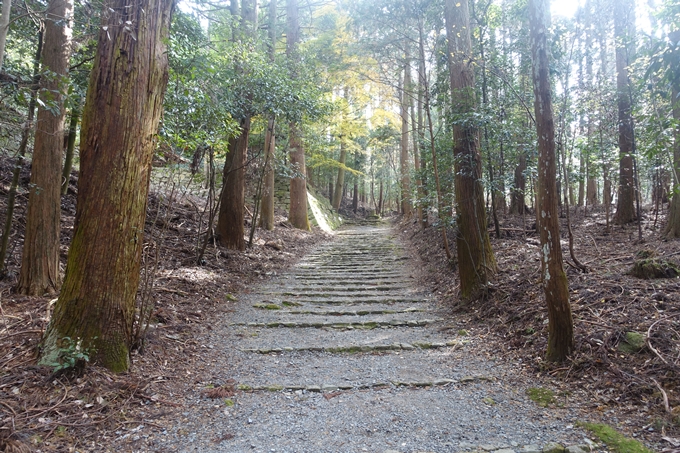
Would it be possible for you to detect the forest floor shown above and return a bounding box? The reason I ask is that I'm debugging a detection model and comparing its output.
[0,157,679,452]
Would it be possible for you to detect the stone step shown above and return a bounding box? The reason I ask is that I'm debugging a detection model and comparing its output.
[232,379,460,392]
[225,348,484,391]
[247,304,435,317]
[292,271,408,278]
[262,284,414,291]
[230,318,443,329]
[234,326,454,351]
[290,275,409,281]
[240,340,464,354]
[264,290,419,298]
[296,265,403,271]
[278,297,426,305]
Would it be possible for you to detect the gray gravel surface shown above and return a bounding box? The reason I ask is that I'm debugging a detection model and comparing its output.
[123,224,595,453]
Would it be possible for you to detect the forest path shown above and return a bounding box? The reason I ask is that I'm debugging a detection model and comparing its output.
[152,222,589,453]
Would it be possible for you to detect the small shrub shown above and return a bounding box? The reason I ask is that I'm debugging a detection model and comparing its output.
[46,337,94,374]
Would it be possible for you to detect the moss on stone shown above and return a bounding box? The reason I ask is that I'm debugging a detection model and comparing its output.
[282,301,303,307]
[578,422,653,453]
[618,331,646,354]
[630,251,680,279]
[253,303,281,310]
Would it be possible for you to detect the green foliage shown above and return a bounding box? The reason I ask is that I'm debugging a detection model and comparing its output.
[45,337,94,373]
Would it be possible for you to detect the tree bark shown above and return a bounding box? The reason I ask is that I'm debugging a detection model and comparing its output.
[613,0,636,224]
[0,32,42,276]
[332,139,347,210]
[260,118,276,230]
[664,87,680,238]
[286,0,309,230]
[416,21,428,228]
[16,0,73,296]
[217,0,257,249]
[61,102,80,195]
[217,124,248,250]
[510,154,527,214]
[260,0,277,231]
[445,0,496,299]
[0,0,11,71]
[400,43,412,218]
[529,0,574,362]
[39,0,174,372]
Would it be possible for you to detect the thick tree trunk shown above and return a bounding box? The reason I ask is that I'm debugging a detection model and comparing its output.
[332,140,346,210]
[529,0,574,362]
[16,0,73,296]
[664,87,680,238]
[613,0,636,224]
[400,45,412,218]
[288,122,309,229]
[39,0,174,372]
[586,175,598,207]
[445,0,496,299]
[217,122,249,251]
[286,0,309,230]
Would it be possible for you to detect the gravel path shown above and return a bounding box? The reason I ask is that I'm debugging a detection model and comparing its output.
[140,223,594,453]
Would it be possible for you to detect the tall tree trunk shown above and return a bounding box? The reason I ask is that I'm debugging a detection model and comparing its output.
[61,101,80,195]
[16,0,73,295]
[577,152,585,207]
[529,0,573,362]
[400,43,412,218]
[260,0,277,231]
[217,0,257,248]
[613,0,636,224]
[411,93,423,227]
[586,174,598,206]
[0,32,42,276]
[0,0,11,71]
[260,118,276,229]
[352,175,359,213]
[416,22,428,228]
[510,154,527,214]
[445,0,496,299]
[664,87,680,238]
[478,19,500,238]
[217,125,249,250]
[39,0,174,372]
[332,139,346,210]
[286,0,309,230]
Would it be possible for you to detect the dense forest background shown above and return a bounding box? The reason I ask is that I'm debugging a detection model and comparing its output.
[0,0,680,450]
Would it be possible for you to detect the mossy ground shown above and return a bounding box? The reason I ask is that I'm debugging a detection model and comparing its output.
[578,422,653,453]
[526,387,556,407]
